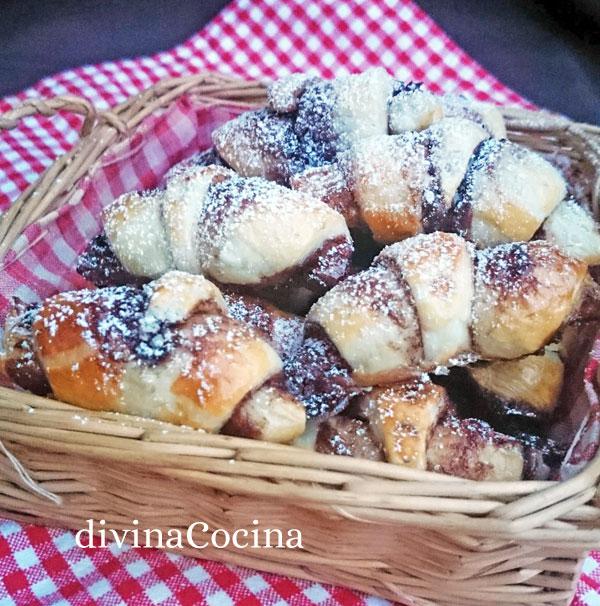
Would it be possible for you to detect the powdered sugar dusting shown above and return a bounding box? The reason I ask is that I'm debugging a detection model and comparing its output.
[375,375,436,416]
[428,414,523,480]
[196,175,350,285]
[213,109,305,183]
[377,233,469,305]
[224,292,304,363]
[294,79,340,166]
[38,285,174,365]
[475,241,533,294]
[284,324,358,418]
[267,73,311,113]
[176,313,266,406]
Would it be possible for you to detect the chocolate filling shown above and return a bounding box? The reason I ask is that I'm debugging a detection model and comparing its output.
[447,138,505,238]
[515,432,566,481]
[421,135,445,233]
[390,81,422,97]
[315,416,384,461]
[3,301,51,396]
[476,241,535,296]
[221,396,261,440]
[77,233,144,288]
[437,367,552,438]
[294,80,340,167]
[284,322,359,419]
[219,235,354,310]
[221,374,300,440]
[73,285,176,365]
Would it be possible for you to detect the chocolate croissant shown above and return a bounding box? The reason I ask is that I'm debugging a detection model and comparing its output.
[292,120,566,246]
[214,68,395,180]
[307,377,524,480]
[443,350,564,437]
[308,232,588,385]
[362,379,524,480]
[213,69,505,184]
[78,164,352,294]
[0,272,306,442]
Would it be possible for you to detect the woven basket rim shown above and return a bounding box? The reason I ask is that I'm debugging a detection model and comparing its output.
[0,71,599,538]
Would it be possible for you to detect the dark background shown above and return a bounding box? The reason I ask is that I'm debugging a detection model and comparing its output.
[0,0,598,123]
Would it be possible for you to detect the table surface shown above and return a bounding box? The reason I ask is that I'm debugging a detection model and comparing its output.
[0,0,599,123]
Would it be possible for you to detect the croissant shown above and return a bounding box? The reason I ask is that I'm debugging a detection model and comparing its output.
[213,69,505,184]
[215,68,394,180]
[362,379,524,480]
[78,164,352,294]
[0,272,306,443]
[445,351,564,437]
[301,377,524,480]
[292,119,567,246]
[308,232,587,385]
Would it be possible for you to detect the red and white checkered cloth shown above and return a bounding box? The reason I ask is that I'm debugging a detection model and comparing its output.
[0,0,531,211]
[0,0,597,604]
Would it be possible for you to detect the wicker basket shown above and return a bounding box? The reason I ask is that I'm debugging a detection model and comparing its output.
[1,72,600,606]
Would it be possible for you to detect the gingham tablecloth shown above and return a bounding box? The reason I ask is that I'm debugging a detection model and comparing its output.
[0,1,597,604]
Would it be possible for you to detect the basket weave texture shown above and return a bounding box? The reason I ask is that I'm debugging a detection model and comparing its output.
[0,72,600,606]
